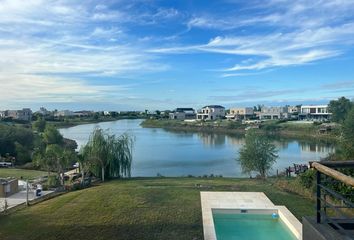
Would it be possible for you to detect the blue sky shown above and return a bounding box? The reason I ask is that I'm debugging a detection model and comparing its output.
[1,0,354,111]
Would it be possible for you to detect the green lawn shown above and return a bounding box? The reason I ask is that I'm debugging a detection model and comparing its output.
[0,168,48,180]
[0,178,315,240]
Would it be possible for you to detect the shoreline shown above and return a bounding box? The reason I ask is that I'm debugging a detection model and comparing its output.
[50,117,145,129]
[141,119,338,143]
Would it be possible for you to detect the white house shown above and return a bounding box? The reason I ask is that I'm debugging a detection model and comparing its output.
[259,106,289,120]
[197,105,225,120]
[226,107,254,120]
[169,108,196,120]
[299,105,331,120]
[54,110,75,117]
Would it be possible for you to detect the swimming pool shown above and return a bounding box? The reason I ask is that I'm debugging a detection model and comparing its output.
[200,192,302,240]
[213,210,297,240]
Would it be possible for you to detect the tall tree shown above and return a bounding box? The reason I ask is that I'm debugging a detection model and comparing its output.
[33,118,46,132]
[328,97,353,123]
[237,130,278,179]
[340,107,354,159]
[43,125,63,145]
[83,128,134,181]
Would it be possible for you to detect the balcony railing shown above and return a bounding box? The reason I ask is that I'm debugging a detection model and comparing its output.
[311,161,354,238]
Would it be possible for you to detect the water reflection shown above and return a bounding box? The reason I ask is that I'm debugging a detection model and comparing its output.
[60,119,336,177]
[197,132,226,147]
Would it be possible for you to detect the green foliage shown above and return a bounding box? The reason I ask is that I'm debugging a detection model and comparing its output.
[299,169,316,189]
[43,125,63,145]
[0,124,34,164]
[14,142,31,165]
[340,107,354,159]
[47,175,60,188]
[328,96,353,123]
[237,130,278,178]
[33,118,46,132]
[82,128,134,181]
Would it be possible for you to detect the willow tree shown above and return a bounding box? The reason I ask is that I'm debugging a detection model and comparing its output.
[83,128,134,181]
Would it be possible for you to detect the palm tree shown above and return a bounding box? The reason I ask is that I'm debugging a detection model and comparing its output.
[83,128,134,181]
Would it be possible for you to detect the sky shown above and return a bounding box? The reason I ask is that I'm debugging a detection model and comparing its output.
[1,0,354,111]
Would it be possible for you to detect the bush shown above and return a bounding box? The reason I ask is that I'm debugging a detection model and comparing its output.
[299,169,316,189]
[47,175,60,188]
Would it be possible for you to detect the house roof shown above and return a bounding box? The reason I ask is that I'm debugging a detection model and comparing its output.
[175,108,194,112]
[202,105,225,109]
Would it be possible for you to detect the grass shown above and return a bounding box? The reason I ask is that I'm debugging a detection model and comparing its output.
[0,168,48,180]
[0,177,315,240]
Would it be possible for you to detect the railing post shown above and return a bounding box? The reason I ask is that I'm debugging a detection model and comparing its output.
[316,170,321,223]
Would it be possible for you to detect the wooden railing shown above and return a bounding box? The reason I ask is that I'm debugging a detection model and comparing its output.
[310,161,354,237]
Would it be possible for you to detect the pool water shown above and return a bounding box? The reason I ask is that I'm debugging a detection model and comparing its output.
[213,213,297,240]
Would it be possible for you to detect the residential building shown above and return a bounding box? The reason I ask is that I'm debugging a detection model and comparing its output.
[299,105,331,121]
[54,110,75,117]
[226,107,254,120]
[0,111,5,119]
[259,106,289,120]
[287,105,301,119]
[197,105,225,120]
[6,108,32,121]
[169,108,196,120]
[74,111,94,117]
[36,107,51,116]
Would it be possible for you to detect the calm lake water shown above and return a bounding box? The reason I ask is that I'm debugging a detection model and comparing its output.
[59,119,335,177]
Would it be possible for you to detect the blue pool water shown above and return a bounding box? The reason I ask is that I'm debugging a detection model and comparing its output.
[213,213,297,240]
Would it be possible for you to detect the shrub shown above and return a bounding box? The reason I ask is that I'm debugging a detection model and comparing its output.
[299,169,316,189]
[47,175,60,188]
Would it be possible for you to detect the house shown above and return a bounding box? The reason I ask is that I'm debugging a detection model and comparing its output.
[169,108,196,120]
[226,107,254,120]
[5,108,32,121]
[0,111,5,119]
[74,111,94,117]
[197,105,225,120]
[36,107,51,116]
[259,106,289,120]
[54,110,75,117]
[0,178,18,198]
[299,105,331,121]
[287,106,301,119]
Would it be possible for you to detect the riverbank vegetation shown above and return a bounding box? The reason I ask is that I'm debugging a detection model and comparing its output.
[0,177,314,240]
[141,118,339,142]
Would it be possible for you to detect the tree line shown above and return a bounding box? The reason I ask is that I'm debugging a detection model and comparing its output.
[0,119,134,185]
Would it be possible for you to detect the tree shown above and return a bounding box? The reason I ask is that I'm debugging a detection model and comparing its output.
[33,118,46,132]
[43,125,63,145]
[328,97,353,123]
[340,107,354,159]
[237,130,278,179]
[82,128,134,181]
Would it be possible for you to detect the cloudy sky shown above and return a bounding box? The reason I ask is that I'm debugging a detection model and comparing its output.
[1,0,354,111]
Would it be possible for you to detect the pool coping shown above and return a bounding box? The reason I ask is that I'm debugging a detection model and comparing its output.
[200,192,302,240]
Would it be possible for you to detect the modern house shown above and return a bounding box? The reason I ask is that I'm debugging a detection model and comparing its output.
[259,106,289,120]
[197,105,225,120]
[54,110,75,117]
[299,105,331,121]
[36,107,51,116]
[169,108,196,120]
[226,107,254,120]
[5,108,32,121]
[0,178,18,198]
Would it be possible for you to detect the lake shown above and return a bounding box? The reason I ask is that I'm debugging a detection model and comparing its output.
[59,119,335,177]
